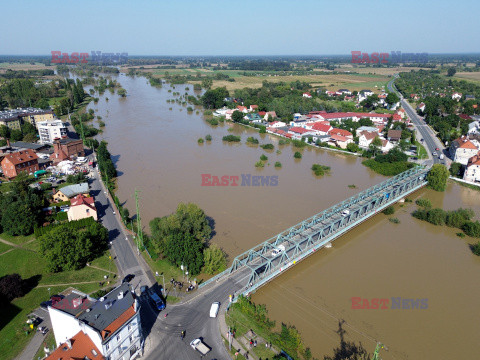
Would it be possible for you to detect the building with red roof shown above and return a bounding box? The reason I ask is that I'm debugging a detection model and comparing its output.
[464,152,480,183]
[46,330,104,360]
[67,194,97,221]
[328,128,353,139]
[311,122,333,135]
[450,135,480,165]
[302,92,312,98]
[0,149,39,179]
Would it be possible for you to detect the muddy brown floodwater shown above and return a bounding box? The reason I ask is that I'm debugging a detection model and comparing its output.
[89,75,480,360]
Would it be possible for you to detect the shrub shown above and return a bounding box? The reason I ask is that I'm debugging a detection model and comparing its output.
[260,154,268,161]
[254,161,264,168]
[362,159,415,176]
[427,164,449,192]
[222,135,241,142]
[292,139,307,148]
[311,164,331,176]
[383,206,395,215]
[198,138,204,144]
[206,118,219,125]
[246,137,259,144]
[471,241,480,255]
[205,134,212,141]
[203,110,213,116]
[260,143,274,150]
[91,287,114,299]
[389,217,400,224]
[187,106,193,112]
[415,198,432,208]
[274,162,282,168]
[445,208,474,228]
[463,221,480,238]
[294,151,302,159]
[278,139,289,145]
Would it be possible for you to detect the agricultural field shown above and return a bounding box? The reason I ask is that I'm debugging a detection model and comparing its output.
[452,71,480,84]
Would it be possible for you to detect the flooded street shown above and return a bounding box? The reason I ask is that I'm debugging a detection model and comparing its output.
[89,75,480,360]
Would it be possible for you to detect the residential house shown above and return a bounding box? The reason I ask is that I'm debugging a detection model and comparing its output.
[355,126,379,137]
[67,194,97,221]
[264,111,277,121]
[338,89,351,95]
[468,120,480,135]
[48,284,142,360]
[249,105,258,112]
[53,183,89,202]
[417,103,426,112]
[328,128,353,140]
[269,121,287,128]
[288,127,313,140]
[358,131,379,149]
[328,134,353,149]
[245,113,263,123]
[452,92,462,101]
[302,92,312,98]
[236,105,248,113]
[450,136,480,165]
[463,152,480,183]
[326,91,337,97]
[37,119,67,144]
[311,123,333,136]
[387,129,403,142]
[51,138,85,164]
[459,114,472,121]
[46,330,104,360]
[1,149,39,179]
[381,139,394,153]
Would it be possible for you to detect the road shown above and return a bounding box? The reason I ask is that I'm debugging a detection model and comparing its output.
[387,76,445,165]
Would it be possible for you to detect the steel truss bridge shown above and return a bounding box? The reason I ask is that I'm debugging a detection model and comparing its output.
[200,166,429,297]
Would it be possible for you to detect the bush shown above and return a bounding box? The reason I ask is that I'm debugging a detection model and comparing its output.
[198,138,204,144]
[91,287,114,299]
[203,244,227,275]
[471,241,480,255]
[292,139,307,148]
[415,198,432,208]
[346,143,360,153]
[246,136,259,144]
[55,211,68,221]
[206,118,219,126]
[260,143,274,150]
[260,154,268,161]
[427,164,449,192]
[222,135,241,142]
[187,106,193,112]
[445,208,474,228]
[274,162,282,168]
[463,221,480,238]
[362,159,414,176]
[278,139,290,145]
[383,206,395,215]
[294,151,302,159]
[255,161,264,168]
[205,134,212,141]
[311,164,331,176]
[203,110,213,116]
[389,217,400,224]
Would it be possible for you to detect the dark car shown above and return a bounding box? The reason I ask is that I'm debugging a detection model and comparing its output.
[122,274,135,283]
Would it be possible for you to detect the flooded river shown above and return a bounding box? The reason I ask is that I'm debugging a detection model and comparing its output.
[88,75,480,359]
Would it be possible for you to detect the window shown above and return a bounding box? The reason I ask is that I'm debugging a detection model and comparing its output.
[105,343,110,351]
[128,323,132,331]
[116,334,121,342]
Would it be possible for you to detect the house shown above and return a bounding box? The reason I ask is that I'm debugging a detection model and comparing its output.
[302,92,312,98]
[387,129,403,142]
[465,95,476,101]
[392,114,402,122]
[37,119,68,144]
[236,105,248,113]
[258,111,266,117]
[51,138,85,164]
[245,113,263,123]
[358,131,379,149]
[53,183,89,202]
[249,105,258,112]
[338,89,352,95]
[355,126,378,137]
[328,134,353,149]
[450,136,480,165]
[288,127,313,140]
[417,103,426,112]
[46,330,104,360]
[311,123,333,136]
[381,139,394,153]
[48,284,142,360]
[459,114,472,121]
[0,107,54,130]
[452,92,462,101]
[1,149,39,179]
[410,94,419,100]
[264,111,277,121]
[463,152,480,183]
[468,120,480,135]
[326,91,337,97]
[328,128,353,140]
[269,121,287,128]
[67,194,97,221]
[396,109,406,119]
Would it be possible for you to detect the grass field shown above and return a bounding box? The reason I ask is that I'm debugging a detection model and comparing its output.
[0,235,118,360]
[452,71,480,84]
[0,62,48,70]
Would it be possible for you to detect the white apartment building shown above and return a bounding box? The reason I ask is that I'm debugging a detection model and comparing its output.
[48,284,143,360]
[37,119,67,144]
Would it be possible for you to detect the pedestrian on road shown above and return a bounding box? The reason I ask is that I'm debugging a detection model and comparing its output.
[164,313,168,318]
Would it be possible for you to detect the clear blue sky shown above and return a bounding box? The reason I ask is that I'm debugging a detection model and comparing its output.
[1,0,479,55]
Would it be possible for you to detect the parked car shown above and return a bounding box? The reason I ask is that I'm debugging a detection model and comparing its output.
[209,302,220,318]
[122,274,135,283]
[433,151,437,156]
[59,205,69,212]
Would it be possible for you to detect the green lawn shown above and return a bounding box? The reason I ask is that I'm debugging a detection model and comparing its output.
[33,331,55,360]
[415,141,428,159]
[0,243,118,360]
[0,241,12,254]
[0,232,35,246]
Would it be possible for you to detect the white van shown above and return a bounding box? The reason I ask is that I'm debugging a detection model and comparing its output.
[210,302,220,318]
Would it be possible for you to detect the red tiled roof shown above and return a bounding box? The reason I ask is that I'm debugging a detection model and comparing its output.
[328,128,353,138]
[467,152,480,167]
[2,149,38,166]
[289,127,310,134]
[359,131,378,141]
[70,194,96,211]
[258,111,266,116]
[311,123,332,132]
[318,112,391,121]
[393,114,401,121]
[237,106,247,111]
[276,130,288,136]
[46,331,104,360]
[102,306,136,340]
[459,140,478,149]
[250,105,258,109]
[330,134,349,142]
[459,114,472,120]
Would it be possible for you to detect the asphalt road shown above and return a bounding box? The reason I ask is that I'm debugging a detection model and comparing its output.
[387,77,444,165]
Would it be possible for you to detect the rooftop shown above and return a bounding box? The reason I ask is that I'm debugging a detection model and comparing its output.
[59,183,89,198]
[1,149,38,165]
[46,330,104,360]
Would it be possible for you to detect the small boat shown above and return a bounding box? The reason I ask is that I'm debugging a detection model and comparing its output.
[325,242,332,248]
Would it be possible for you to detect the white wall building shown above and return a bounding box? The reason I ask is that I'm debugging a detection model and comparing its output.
[450,136,480,165]
[37,119,67,144]
[48,284,143,360]
[464,153,480,183]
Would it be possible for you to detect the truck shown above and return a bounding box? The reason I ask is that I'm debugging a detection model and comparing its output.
[190,338,211,356]
[439,154,444,160]
[148,290,165,311]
